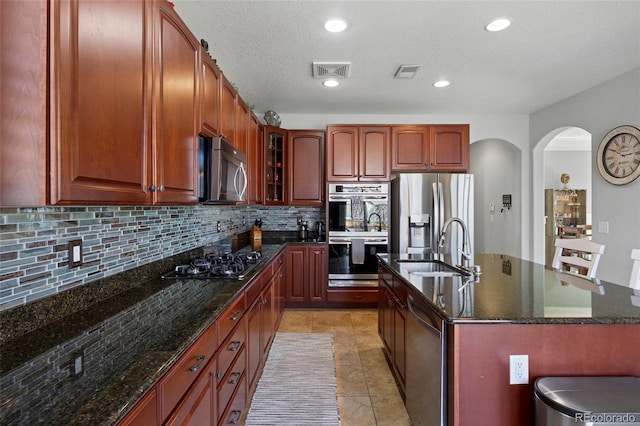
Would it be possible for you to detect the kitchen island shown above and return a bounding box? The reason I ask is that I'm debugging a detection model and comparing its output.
[0,243,288,425]
[377,253,640,426]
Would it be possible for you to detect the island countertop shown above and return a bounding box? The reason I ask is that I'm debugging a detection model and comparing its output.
[377,253,640,324]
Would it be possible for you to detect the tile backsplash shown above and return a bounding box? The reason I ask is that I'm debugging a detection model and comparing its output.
[0,205,323,312]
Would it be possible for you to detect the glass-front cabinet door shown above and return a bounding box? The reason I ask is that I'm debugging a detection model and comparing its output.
[264,127,287,204]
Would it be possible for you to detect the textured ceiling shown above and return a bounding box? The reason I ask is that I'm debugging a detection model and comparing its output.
[173,1,640,116]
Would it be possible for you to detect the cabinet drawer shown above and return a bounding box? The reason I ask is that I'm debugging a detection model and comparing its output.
[218,375,247,426]
[216,348,246,424]
[216,318,246,382]
[158,324,217,422]
[245,275,263,306]
[327,289,378,304]
[218,294,246,345]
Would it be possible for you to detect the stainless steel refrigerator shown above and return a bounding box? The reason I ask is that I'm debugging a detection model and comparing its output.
[391,173,474,264]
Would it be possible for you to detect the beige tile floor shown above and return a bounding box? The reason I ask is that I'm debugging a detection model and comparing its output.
[276,309,412,426]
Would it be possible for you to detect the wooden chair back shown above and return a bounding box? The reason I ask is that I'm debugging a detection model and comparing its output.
[630,249,640,290]
[552,238,605,279]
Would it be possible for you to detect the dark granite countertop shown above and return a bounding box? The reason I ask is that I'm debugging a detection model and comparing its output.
[377,253,640,324]
[0,243,286,426]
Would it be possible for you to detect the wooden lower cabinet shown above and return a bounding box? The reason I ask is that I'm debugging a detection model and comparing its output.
[119,389,157,426]
[284,244,328,306]
[119,250,286,426]
[165,364,216,426]
[378,268,406,394]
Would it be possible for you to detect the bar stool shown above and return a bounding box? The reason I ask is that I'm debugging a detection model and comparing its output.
[552,238,605,279]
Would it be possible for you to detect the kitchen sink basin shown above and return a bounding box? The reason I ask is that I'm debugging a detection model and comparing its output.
[394,259,469,277]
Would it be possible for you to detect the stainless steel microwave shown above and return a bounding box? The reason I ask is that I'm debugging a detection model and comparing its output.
[199,136,247,204]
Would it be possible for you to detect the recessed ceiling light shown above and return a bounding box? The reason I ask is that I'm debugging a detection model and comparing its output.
[485,18,511,32]
[323,79,340,87]
[433,80,450,88]
[324,19,347,33]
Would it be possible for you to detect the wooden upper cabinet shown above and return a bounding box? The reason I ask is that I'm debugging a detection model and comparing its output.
[49,0,153,204]
[391,126,429,171]
[429,124,470,172]
[326,126,389,182]
[359,126,390,181]
[288,130,325,205]
[200,50,221,137]
[220,74,237,145]
[326,126,359,181]
[235,97,250,157]
[153,1,199,204]
[247,115,263,205]
[391,124,470,172]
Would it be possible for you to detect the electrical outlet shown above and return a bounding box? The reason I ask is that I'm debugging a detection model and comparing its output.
[74,355,83,375]
[68,239,83,268]
[216,221,221,232]
[509,354,529,384]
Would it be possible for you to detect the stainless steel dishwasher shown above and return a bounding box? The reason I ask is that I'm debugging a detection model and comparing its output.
[406,294,447,426]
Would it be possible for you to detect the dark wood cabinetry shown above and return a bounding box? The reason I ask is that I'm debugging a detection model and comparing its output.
[391,124,469,172]
[288,130,325,205]
[247,114,263,205]
[200,51,221,137]
[154,1,200,204]
[9,0,199,206]
[49,0,154,204]
[378,267,407,394]
[391,126,429,171]
[285,244,328,306]
[429,125,470,171]
[220,74,237,145]
[264,127,287,204]
[121,250,285,426]
[326,126,390,181]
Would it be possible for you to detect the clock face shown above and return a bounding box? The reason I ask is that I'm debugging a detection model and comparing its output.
[597,125,640,185]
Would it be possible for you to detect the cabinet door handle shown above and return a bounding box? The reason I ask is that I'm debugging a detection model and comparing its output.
[229,410,242,424]
[229,371,242,385]
[148,185,156,191]
[215,371,222,379]
[228,340,241,352]
[229,310,242,321]
[158,185,165,192]
[188,354,206,372]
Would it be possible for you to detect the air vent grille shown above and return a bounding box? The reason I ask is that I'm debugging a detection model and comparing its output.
[394,64,422,79]
[312,62,351,79]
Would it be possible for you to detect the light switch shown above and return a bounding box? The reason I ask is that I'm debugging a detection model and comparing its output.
[598,221,609,234]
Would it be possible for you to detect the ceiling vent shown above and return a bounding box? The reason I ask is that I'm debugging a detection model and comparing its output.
[312,62,351,79]
[394,64,421,79]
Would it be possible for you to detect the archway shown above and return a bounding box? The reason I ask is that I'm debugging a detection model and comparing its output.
[532,127,592,264]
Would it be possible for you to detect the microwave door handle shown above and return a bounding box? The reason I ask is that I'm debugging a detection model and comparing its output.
[238,163,248,199]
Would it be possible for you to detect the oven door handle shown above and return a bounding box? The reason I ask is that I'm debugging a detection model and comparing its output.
[329,238,388,244]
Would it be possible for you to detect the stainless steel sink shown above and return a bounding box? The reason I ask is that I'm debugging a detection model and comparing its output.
[394,259,469,277]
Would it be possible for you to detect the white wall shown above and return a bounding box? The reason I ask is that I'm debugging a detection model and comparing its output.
[279,113,531,258]
[530,68,640,285]
[471,139,522,256]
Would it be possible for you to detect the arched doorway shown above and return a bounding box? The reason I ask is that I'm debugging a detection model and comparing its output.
[533,127,592,264]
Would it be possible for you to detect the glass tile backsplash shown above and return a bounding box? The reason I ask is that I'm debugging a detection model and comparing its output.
[0,205,323,312]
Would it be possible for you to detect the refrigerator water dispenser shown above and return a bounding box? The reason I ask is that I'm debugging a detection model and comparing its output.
[408,214,431,253]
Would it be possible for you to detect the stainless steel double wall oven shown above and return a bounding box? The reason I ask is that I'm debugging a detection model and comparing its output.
[327,183,390,287]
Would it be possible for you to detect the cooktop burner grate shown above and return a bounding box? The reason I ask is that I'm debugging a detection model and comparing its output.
[162,250,263,280]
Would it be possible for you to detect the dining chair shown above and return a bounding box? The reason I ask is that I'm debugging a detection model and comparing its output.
[630,249,640,290]
[552,238,605,279]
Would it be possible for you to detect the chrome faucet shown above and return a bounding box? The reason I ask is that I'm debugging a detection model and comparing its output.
[438,217,472,269]
[367,212,382,231]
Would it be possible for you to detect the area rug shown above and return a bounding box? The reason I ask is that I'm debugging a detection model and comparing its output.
[245,332,341,425]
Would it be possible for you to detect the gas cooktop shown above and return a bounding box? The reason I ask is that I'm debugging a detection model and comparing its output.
[161,250,263,280]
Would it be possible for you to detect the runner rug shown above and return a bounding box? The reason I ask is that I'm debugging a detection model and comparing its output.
[245,332,341,425]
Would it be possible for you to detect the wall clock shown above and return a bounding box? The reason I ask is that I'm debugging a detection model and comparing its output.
[596,125,640,185]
